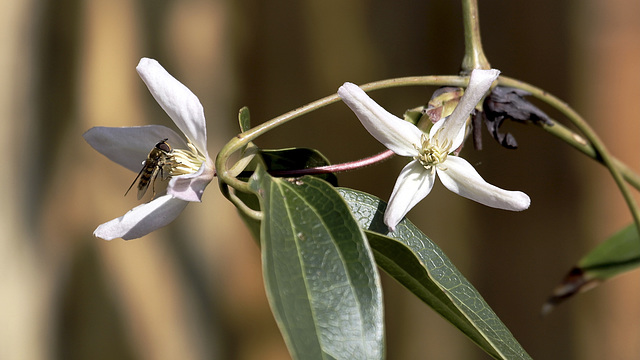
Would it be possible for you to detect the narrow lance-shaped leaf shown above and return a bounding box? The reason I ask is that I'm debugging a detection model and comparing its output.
[338,188,532,360]
[250,166,384,360]
[542,223,640,315]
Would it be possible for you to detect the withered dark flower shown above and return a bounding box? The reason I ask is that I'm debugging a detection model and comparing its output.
[481,86,552,149]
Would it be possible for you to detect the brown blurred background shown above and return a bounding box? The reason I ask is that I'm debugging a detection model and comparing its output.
[1,0,639,359]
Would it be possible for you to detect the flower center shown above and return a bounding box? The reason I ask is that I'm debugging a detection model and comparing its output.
[169,142,207,176]
[413,131,451,169]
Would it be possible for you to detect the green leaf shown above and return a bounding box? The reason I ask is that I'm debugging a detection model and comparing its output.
[237,147,338,186]
[238,106,251,132]
[250,166,384,360]
[234,147,336,243]
[338,188,532,360]
[543,223,640,314]
[578,223,640,274]
[260,148,338,186]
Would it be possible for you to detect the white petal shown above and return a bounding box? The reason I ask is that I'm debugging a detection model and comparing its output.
[136,58,209,156]
[385,160,436,231]
[437,69,500,146]
[83,126,188,173]
[437,156,530,211]
[428,116,466,153]
[94,195,189,240]
[338,82,421,157]
[167,159,215,202]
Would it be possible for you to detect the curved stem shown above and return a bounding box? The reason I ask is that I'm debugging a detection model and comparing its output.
[537,120,640,190]
[461,0,490,71]
[218,180,263,221]
[216,73,640,235]
[215,75,469,191]
[499,75,640,234]
[265,149,395,177]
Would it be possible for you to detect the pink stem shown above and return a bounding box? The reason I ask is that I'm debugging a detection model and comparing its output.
[268,149,395,177]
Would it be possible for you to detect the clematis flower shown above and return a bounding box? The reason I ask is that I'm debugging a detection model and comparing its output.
[338,69,530,231]
[83,57,215,240]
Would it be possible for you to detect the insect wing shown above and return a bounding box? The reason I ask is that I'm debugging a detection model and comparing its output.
[125,139,173,200]
[125,164,146,197]
[137,161,161,200]
[136,149,164,200]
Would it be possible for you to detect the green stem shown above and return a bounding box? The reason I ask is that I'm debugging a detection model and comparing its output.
[538,120,640,190]
[499,76,640,234]
[218,180,263,221]
[215,75,468,191]
[215,73,640,235]
[461,0,490,71]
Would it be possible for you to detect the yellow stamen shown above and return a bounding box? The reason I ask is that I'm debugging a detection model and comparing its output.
[413,129,451,169]
[169,142,206,176]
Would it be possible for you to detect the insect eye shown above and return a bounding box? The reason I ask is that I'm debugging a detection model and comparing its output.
[156,140,171,152]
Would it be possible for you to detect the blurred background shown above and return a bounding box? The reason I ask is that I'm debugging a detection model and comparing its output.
[1,0,639,359]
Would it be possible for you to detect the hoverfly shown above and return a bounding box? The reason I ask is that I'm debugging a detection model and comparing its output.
[125,138,174,200]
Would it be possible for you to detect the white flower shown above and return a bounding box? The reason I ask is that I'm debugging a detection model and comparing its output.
[338,69,530,231]
[83,58,215,240]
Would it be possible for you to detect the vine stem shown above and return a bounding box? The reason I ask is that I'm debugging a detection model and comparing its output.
[215,76,468,192]
[215,74,640,233]
[536,120,640,190]
[459,0,639,234]
[498,76,640,234]
[248,149,395,178]
[461,0,490,71]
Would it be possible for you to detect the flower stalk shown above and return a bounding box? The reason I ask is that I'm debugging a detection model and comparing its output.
[217,74,640,197]
[215,76,470,192]
[213,69,640,235]
[461,0,490,71]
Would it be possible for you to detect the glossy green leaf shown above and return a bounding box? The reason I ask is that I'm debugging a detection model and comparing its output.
[338,188,532,360]
[234,146,336,242]
[250,166,384,360]
[260,148,338,186]
[236,147,338,186]
[578,223,640,274]
[543,223,640,314]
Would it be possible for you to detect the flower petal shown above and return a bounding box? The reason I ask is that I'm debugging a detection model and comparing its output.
[429,115,466,153]
[385,160,436,231]
[167,160,215,202]
[94,195,189,240]
[437,156,530,211]
[338,82,422,157]
[83,125,188,173]
[136,58,209,156]
[438,69,500,147]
